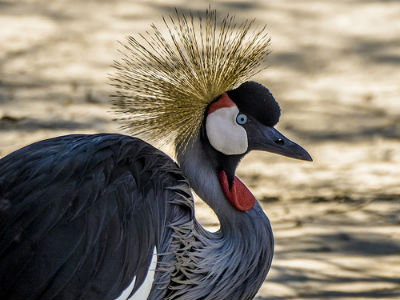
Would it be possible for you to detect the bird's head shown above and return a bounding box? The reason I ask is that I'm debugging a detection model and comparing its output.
[205,81,311,160]
[111,9,311,212]
[201,81,311,211]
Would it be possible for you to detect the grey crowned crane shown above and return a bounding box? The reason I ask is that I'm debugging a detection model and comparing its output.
[0,9,311,300]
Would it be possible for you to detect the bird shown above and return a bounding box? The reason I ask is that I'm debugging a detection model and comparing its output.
[0,9,312,300]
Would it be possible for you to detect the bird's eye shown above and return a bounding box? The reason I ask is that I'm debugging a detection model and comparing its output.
[236,114,247,125]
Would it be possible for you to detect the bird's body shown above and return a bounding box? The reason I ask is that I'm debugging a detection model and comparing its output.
[0,134,184,299]
[0,134,272,300]
[0,9,311,300]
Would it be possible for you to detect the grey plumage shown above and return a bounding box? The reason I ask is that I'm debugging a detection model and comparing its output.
[161,134,273,300]
[0,134,273,300]
[0,134,187,299]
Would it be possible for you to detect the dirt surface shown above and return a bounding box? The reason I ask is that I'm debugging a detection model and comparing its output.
[1,0,400,299]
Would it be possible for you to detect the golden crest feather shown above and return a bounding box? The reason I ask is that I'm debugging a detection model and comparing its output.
[110,8,270,150]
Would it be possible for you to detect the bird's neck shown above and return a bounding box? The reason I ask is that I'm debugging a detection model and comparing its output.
[176,137,265,230]
[175,138,274,299]
[177,137,240,230]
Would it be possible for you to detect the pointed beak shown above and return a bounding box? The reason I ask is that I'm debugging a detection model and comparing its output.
[251,125,312,161]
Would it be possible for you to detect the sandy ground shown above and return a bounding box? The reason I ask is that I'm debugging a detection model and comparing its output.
[1,0,400,299]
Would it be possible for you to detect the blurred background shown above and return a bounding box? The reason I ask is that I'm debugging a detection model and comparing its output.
[1,0,399,299]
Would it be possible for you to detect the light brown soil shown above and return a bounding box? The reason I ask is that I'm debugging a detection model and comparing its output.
[1,1,399,299]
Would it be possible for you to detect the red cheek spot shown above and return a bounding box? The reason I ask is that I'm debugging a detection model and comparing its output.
[208,93,236,114]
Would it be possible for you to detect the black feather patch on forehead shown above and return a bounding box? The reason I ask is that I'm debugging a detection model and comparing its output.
[227,81,281,126]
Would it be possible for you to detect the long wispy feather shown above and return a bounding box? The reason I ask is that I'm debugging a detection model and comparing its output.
[110,8,270,150]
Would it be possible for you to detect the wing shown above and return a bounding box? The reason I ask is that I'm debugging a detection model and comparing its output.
[0,134,191,300]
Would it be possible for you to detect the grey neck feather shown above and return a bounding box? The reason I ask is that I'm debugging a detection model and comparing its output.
[169,136,274,300]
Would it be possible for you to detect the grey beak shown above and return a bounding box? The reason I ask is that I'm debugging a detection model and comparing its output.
[252,125,312,161]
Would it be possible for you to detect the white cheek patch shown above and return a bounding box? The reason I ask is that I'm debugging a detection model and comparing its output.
[206,105,248,155]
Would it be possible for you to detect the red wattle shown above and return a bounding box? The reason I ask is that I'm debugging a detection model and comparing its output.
[218,170,256,211]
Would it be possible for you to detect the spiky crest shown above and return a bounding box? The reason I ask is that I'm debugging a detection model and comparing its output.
[110,8,270,151]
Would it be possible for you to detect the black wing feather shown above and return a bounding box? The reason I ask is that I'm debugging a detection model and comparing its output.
[0,134,188,300]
